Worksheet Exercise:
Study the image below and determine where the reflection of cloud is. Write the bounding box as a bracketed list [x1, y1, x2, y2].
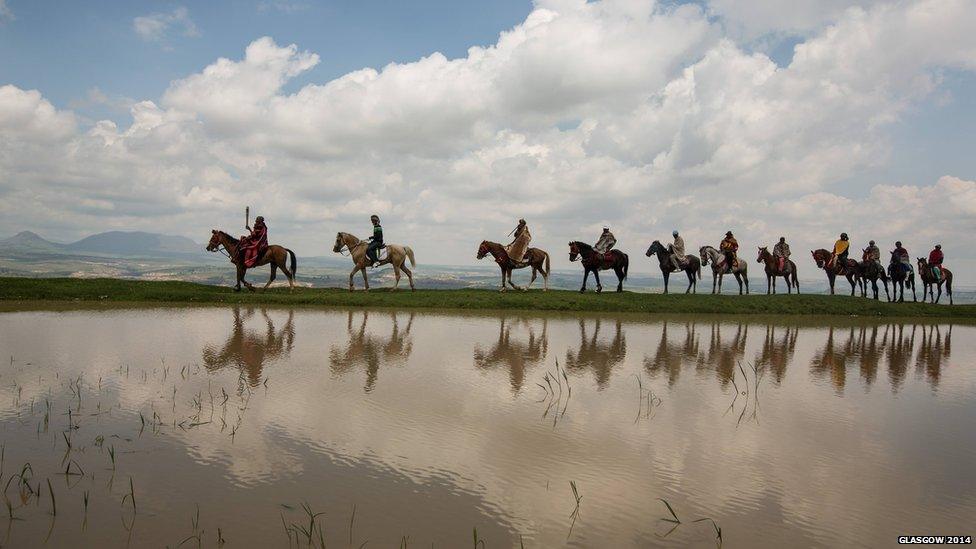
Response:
[202, 307, 295, 388]
[328, 311, 414, 392]
[564, 318, 626, 388]
[473, 317, 548, 394]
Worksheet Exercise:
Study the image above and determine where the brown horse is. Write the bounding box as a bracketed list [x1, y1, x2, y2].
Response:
[646, 240, 700, 294]
[206, 230, 297, 292]
[477, 240, 551, 292]
[756, 247, 799, 294]
[916, 258, 953, 304]
[569, 241, 628, 293]
[887, 252, 916, 303]
[811, 249, 859, 296]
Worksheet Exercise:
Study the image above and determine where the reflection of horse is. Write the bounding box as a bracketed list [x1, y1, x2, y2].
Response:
[476, 240, 551, 292]
[885, 324, 916, 390]
[564, 318, 626, 388]
[568, 241, 628, 293]
[700, 245, 747, 295]
[811, 249, 859, 296]
[643, 321, 703, 386]
[753, 325, 798, 383]
[811, 325, 886, 390]
[915, 325, 951, 386]
[703, 322, 748, 387]
[206, 230, 297, 292]
[328, 311, 415, 392]
[887, 252, 917, 303]
[811, 326, 856, 391]
[333, 232, 416, 292]
[646, 241, 700, 294]
[916, 258, 953, 305]
[755, 247, 798, 295]
[202, 308, 295, 388]
[473, 317, 548, 393]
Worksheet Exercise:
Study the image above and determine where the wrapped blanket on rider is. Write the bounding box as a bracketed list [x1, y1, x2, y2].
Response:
[240, 220, 268, 268]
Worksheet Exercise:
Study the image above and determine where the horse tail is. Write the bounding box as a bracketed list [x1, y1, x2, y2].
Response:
[696, 259, 702, 280]
[622, 253, 629, 280]
[544, 251, 551, 276]
[288, 248, 297, 277]
[405, 246, 416, 268]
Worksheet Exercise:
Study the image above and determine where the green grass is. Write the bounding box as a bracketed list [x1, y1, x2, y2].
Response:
[0, 276, 973, 318]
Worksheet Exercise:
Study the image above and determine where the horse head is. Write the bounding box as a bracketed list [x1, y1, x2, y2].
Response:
[645, 240, 664, 257]
[812, 249, 827, 268]
[332, 232, 345, 253]
[568, 241, 580, 262]
[206, 230, 221, 252]
[757, 246, 768, 263]
[699, 246, 710, 265]
[477, 240, 490, 259]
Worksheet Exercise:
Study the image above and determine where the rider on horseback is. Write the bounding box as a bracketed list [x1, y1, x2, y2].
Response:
[720, 231, 738, 274]
[773, 237, 790, 272]
[594, 227, 616, 255]
[239, 216, 268, 268]
[890, 241, 912, 274]
[928, 244, 944, 282]
[670, 230, 686, 272]
[829, 233, 850, 271]
[506, 219, 531, 264]
[366, 215, 384, 267]
[864, 240, 882, 269]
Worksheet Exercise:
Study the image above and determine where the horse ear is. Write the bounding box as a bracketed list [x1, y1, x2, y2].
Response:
[212, 229, 217, 234]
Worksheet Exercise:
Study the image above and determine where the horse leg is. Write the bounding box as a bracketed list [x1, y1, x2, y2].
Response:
[580, 269, 589, 293]
[391, 263, 401, 291]
[718, 273, 723, 294]
[241, 267, 255, 292]
[594, 269, 603, 293]
[526, 267, 537, 290]
[663, 271, 669, 294]
[400, 264, 415, 291]
[735, 273, 743, 295]
[685, 271, 693, 294]
[263, 264, 277, 290]
[615, 267, 625, 293]
[499, 266, 508, 292]
[828, 274, 835, 295]
[509, 270, 524, 291]
[712, 272, 718, 294]
[348, 266, 358, 291]
[935, 282, 942, 304]
[234, 264, 243, 291]
[361, 267, 370, 292]
[743, 271, 749, 294]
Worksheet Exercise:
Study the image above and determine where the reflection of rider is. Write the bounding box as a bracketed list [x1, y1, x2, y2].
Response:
[719, 231, 738, 273]
[830, 232, 849, 270]
[506, 219, 531, 263]
[928, 244, 944, 281]
[594, 227, 616, 254]
[670, 230, 686, 271]
[366, 214, 384, 267]
[773, 237, 790, 272]
[239, 216, 268, 267]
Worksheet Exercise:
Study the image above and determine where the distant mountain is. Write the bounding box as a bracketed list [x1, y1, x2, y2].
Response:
[0, 231, 66, 253]
[66, 231, 204, 257]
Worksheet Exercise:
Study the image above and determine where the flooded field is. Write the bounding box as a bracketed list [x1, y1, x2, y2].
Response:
[0, 306, 973, 548]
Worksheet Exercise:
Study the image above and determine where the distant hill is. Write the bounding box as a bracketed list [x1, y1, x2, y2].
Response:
[66, 231, 204, 257]
[0, 231, 66, 253]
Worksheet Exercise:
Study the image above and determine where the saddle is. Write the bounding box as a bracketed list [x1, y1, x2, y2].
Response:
[603, 252, 616, 262]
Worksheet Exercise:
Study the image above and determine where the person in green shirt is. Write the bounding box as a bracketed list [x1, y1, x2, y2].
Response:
[366, 214, 384, 267]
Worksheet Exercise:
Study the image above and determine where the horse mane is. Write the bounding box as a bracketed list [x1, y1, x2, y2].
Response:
[570, 241, 593, 251]
[217, 230, 239, 245]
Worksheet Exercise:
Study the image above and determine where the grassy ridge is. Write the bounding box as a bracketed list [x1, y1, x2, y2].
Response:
[0, 276, 972, 318]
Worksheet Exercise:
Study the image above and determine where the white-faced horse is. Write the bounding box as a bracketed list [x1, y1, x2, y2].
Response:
[699, 245, 749, 295]
[333, 232, 416, 291]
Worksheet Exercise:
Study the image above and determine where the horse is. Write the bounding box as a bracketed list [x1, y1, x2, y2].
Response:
[646, 241, 700, 294]
[699, 245, 748, 295]
[856, 249, 890, 301]
[916, 258, 953, 305]
[887, 252, 916, 303]
[206, 230, 297, 292]
[811, 249, 859, 296]
[568, 241, 628, 293]
[333, 232, 416, 291]
[755, 247, 798, 294]
[476, 240, 550, 292]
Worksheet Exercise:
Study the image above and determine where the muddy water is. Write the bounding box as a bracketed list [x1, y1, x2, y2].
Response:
[0, 307, 972, 548]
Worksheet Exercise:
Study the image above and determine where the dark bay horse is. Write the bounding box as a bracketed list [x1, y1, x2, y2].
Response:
[756, 247, 799, 294]
[887, 252, 916, 303]
[811, 249, 859, 296]
[916, 258, 953, 305]
[857, 249, 890, 301]
[568, 241, 628, 293]
[646, 240, 700, 294]
[207, 230, 297, 291]
[477, 240, 551, 291]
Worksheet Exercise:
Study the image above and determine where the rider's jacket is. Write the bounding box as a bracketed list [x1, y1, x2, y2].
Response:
[369, 225, 383, 244]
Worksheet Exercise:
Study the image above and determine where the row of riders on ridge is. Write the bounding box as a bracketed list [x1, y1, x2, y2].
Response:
[205, 215, 953, 304]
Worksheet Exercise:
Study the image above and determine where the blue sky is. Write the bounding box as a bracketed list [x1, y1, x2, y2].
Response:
[2, 0, 975, 281]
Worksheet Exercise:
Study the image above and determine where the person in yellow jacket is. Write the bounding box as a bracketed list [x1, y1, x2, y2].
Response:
[829, 232, 850, 270]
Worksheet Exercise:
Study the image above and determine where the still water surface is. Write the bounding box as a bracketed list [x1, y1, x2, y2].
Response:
[0, 306, 972, 548]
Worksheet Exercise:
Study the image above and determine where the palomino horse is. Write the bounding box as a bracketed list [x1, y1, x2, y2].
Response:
[857, 249, 890, 301]
[756, 247, 798, 294]
[916, 258, 953, 305]
[333, 232, 416, 291]
[811, 249, 859, 296]
[206, 230, 297, 292]
[700, 245, 749, 295]
[887, 252, 916, 303]
[477, 240, 551, 292]
[568, 241, 628, 293]
[646, 241, 700, 294]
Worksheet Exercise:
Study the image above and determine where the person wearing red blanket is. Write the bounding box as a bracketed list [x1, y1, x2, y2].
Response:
[239, 216, 268, 268]
[928, 244, 944, 282]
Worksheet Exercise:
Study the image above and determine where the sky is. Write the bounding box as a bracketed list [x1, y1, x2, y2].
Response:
[1, 0, 975, 281]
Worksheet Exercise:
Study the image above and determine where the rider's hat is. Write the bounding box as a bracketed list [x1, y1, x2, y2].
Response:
[672, 230, 679, 236]
[841, 232, 848, 239]
[370, 214, 380, 221]
[255, 215, 264, 222]
[779, 236, 785, 241]
[869, 240, 875, 245]
[725, 231, 733, 237]
[895, 241, 902, 247]
[935, 244, 942, 249]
